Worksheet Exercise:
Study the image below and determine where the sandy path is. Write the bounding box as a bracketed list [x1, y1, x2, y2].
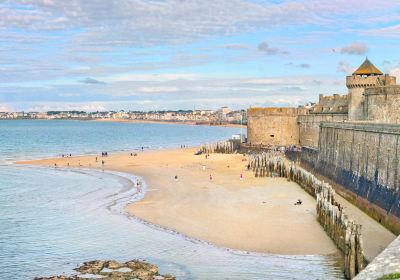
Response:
[334, 195, 396, 261]
[19, 148, 338, 255]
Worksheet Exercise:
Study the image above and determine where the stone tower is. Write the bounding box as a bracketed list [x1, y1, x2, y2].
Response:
[346, 58, 396, 120]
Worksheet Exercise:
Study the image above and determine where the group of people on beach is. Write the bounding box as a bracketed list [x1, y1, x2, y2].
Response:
[95, 157, 105, 166]
[61, 154, 72, 158]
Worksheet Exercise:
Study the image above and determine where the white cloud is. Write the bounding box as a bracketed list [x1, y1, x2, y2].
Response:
[140, 87, 180, 93]
[340, 42, 369, 55]
[27, 102, 106, 112]
[361, 24, 400, 38]
[107, 73, 198, 83]
[390, 67, 400, 81]
[0, 103, 11, 112]
[257, 41, 287, 55]
[337, 61, 354, 74]
[3, 0, 400, 46]
[219, 44, 249, 50]
[0, 72, 345, 111]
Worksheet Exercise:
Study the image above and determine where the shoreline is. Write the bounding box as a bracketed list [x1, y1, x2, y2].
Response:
[18, 147, 339, 255]
[91, 118, 246, 128]
[16, 147, 396, 261]
[24, 164, 342, 260]
[0, 118, 246, 128]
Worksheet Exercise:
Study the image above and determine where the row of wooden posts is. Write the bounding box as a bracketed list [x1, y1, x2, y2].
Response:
[200, 141, 236, 154]
[249, 153, 364, 279]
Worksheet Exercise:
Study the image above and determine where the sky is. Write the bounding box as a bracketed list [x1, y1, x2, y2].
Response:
[1, 0, 400, 112]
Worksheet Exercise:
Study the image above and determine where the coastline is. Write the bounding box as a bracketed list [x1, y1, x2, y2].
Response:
[91, 118, 246, 128]
[18, 147, 339, 255]
[0, 118, 246, 128]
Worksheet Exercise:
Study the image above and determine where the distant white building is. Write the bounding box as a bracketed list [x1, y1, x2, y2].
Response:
[217, 106, 232, 121]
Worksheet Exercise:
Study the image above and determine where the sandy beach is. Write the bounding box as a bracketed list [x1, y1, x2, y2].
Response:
[19, 148, 340, 255]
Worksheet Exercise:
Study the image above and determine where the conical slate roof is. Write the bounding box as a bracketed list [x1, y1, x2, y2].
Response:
[353, 58, 383, 75]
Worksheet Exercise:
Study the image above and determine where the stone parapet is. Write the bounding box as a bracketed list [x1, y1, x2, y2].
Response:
[320, 121, 400, 135]
[354, 236, 400, 280]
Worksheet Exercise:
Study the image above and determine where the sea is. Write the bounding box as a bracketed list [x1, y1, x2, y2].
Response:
[0, 120, 344, 279]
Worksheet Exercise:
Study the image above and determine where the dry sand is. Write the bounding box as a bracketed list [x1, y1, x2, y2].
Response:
[19, 148, 338, 255]
[334, 195, 396, 261]
[18, 148, 397, 260]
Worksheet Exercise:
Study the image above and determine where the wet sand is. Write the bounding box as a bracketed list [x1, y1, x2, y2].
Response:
[20, 148, 339, 255]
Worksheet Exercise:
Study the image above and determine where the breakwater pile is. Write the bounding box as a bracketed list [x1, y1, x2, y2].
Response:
[249, 153, 365, 279]
[312, 122, 399, 234]
[200, 140, 239, 154]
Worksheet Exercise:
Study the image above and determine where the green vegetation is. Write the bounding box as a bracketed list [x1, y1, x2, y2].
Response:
[378, 272, 400, 280]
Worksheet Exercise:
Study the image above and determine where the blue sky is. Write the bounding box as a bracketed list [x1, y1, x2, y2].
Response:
[1, 0, 400, 111]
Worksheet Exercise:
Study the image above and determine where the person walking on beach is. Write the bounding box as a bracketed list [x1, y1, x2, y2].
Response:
[209, 174, 212, 181]
[95, 157, 98, 162]
[240, 173, 243, 180]
[102, 160, 104, 166]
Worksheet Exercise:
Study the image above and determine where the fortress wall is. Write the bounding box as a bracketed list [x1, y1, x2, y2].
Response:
[298, 114, 348, 147]
[247, 108, 306, 146]
[346, 75, 397, 121]
[316, 122, 400, 232]
[364, 86, 400, 123]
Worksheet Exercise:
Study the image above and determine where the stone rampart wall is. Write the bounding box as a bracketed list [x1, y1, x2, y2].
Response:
[298, 114, 348, 147]
[247, 107, 306, 146]
[316, 122, 400, 232]
[364, 86, 400, 124]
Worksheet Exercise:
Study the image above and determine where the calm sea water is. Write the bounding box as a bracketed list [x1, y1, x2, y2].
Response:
[0, 120, 344, 279]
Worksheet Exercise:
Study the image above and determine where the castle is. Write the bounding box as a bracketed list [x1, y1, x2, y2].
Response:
[247, 58, 400, 232]
[247, 58, 399, 147]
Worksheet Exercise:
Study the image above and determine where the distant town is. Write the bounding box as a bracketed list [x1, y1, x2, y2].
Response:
[0, 106, 247, 126]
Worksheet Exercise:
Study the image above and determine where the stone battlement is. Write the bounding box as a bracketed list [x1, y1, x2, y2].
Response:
[247, 107, 306, 116]
[309, 94, 348, 114]
[364, 85, 400, 96]
[346, 74, 396, 89]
